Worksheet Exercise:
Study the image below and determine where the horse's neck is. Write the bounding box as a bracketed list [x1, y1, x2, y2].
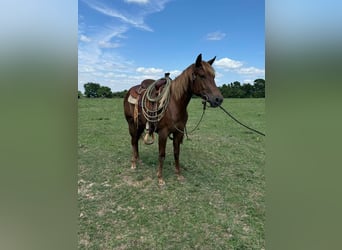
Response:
[170, 75, 192, 109]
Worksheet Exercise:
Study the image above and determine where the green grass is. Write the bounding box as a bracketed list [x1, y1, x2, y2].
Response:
[78, 98, 265, 249]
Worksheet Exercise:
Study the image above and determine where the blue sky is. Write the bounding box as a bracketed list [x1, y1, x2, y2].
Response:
[78, 0, 264, 92]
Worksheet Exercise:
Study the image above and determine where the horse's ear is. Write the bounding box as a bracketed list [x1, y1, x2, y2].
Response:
[195, 54, 202, 67]
[207, 56, 216, 65]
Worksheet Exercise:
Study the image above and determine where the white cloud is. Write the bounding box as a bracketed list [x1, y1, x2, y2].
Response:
[206, 31, 226, 41]
[215, 71, 224, 79]
[78, 0, 175, 91]
[243, 79, 253, 84]
[98, 41, 121, 48]
[212, 57, 265, 84]
[237, 67, 265, 75]
[214, 57, 243, 70]
[80, 34, 91, 42]
[134, 67, 180, 82]
[168, 70, 181, 78]
[95, 25, 128, 48]
[79, 65, 95, 73]
[136, 67, 164, 74]
[82, 0, 153, 31]
[124, 0, 149, 4]
[103, 26, 128, 39]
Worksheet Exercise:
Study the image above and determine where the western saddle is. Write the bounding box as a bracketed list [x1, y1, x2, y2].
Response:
[128, 73, 171, 144]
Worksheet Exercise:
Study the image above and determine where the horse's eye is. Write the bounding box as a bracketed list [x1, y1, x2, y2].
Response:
[199, 75, 206, 79]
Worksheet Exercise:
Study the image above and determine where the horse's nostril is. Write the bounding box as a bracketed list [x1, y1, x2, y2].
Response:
[215, 97, 223, 105]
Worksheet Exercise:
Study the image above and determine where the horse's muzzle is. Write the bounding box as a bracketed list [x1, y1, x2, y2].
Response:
[204, 95, 223, 107]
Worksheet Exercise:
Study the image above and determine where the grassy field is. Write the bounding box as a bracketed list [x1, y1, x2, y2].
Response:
[78, 98, 265, 249]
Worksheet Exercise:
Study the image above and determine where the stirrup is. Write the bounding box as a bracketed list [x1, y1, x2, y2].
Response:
[144, 132, 154, 145]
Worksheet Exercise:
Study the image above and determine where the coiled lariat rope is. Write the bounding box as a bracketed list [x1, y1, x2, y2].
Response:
[141, 77, 172, 123]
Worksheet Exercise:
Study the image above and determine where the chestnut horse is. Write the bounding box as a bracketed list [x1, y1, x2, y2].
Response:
[123, 54, 223, 185]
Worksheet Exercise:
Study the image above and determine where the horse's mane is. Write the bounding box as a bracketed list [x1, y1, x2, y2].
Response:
[171, 64, 193, 101]
[171, 62, 215, 101]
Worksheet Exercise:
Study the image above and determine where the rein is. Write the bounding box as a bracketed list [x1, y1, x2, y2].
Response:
[172, 99, 266, 139]
[171, 100, 207, 140]
[219, 105, 266, 137]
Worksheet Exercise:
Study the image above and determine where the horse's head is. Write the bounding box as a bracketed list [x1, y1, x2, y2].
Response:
[191, 54, 223, 107]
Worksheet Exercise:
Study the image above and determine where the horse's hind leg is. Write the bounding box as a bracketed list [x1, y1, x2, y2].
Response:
[130, 134, 139, 169]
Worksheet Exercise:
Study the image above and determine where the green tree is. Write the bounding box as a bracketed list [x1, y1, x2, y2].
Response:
[219, 84, 232, 98]
[241, 83, 254, 98]
[97, 86, 112, 98]
[84, 82, 100, 98]
[231, 81, 245, 98]
[219, 79, 265, 98]
[253, 79, 265, 98]
[112, 90, 128, 98]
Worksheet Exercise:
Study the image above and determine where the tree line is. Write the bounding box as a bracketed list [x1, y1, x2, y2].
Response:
[219, 79, 265, 98]
[79, 82, 128, 98]
[78, 78, 265, 99]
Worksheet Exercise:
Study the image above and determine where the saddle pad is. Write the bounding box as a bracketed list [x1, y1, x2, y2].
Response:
[128, 94, 138, 104]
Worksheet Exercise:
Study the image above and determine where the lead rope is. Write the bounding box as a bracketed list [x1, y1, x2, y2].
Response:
[219, 105, 266, 136]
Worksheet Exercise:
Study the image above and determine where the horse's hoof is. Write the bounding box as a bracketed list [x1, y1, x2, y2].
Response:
[158, 179, 165, 186]
[131, 163, 136, 169]
[177, 175, 185, 182]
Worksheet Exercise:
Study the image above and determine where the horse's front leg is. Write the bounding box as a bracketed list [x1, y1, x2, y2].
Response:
[129, 123, 144, 169]
[131, 136, 139, 169]
[157, 130, 168, 186]
[173, 132, 185, 181]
